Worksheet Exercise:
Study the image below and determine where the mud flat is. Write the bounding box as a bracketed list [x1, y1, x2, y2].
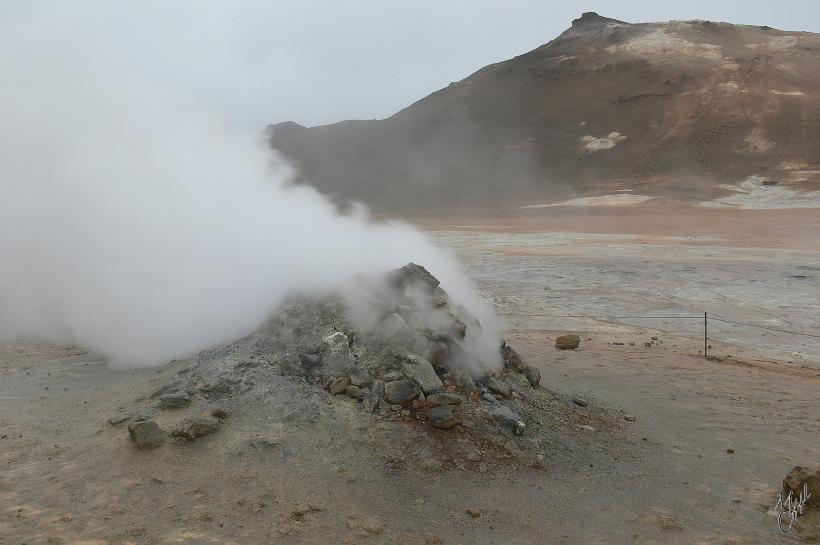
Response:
[430, 228, 820, 368]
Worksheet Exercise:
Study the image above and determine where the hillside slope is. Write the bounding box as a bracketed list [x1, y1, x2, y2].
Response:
[268, 13, 820, 213]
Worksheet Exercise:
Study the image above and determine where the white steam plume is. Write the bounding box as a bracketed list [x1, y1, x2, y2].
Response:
[0, 3, 502, 369]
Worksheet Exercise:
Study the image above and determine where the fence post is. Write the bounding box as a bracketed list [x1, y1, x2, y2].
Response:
[704, 312, 708, 358]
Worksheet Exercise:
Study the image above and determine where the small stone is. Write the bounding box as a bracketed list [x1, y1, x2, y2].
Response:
[298, 353, 321, 371]
[572, 397, 589, 407]
[522, 366, 541, 387]
[481, 392, 497, 404]
[172, 416, 221, 441]
[159, 392, 190, 410]
[128, 420, 165, 449]
[726, 448, 735, 454]
[210, 407, 229, 419]
[384, 370, 403, 382]
[428, 406, 458, 429]
[466, 450, 481, 462]
[485, 378, 512, 398]
[346, 515, 386, 535]
[329, 376, 351, 395]
[345, 385, 366, 400]
[555, 334, 581, 350]
[465, 508, 481, 518]
[348, 367, 372, 387]
[644, 342, 652, 348]
[425, 392, 464, 407]
[108, 413, 131, 426]
[384, 380, 421, 406]
[624, 415, 636, 422]
[362, 381, 384, 413]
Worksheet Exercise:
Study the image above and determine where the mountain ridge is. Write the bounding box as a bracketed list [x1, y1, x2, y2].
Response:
[268, 13, 820, 213]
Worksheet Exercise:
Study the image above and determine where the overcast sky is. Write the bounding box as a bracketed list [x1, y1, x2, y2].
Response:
[4, 1, 819, 130]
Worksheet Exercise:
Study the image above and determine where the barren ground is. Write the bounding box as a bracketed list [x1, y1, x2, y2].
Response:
[2, 205, 819, 544]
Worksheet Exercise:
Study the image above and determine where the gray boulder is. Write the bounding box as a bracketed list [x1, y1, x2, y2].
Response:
[490, 405, 526, 435]
[319, 332, 355, 378]
[501, 344, 526, 371]
[485, 377, 512, 398]
[172, 415, 221, 440]
[522, 366, 541, 387]
[386, 263, 440, 292]
[362, 380, 384, 413]
[348, 366, 372, 387]
[555, 334, 581, 350]
[384, 380, 421, 406]
[401, 355, 443, 395]
[128, 420, 166, 449]
[345, 385, 366, 400]
[159, 392, 190, 410]
[328, 376, 351, 395]
[108, 413, 131, 426]
[428, 406, 458, 429]
[375, 313, 413, 346]
[425, 392, 463, 407]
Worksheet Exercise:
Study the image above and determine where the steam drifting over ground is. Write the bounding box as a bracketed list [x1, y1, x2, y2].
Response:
[0, 3, 501, 368]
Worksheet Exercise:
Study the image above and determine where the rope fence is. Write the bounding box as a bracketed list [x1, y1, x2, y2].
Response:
[497, 311, 820, 357]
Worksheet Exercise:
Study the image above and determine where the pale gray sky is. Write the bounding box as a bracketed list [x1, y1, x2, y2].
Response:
[4, 1, 819, 129]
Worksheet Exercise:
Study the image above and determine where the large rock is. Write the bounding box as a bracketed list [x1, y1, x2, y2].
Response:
[428, 406, 458, 429]
[485, 377, 512, 398]
[522, 366, 541, 387]
[374, 313, 413, 346]
[384, 380, 421, 406]
[424, 341, 449, 370]
[783, 465, 820, 507]
[425, 392, 464, 407]
[362, 380, 384, 413]
[501, 344, 526, 371]
[172, 416, 221, 441]
[432, 286, 448, 307]
[159, 392, 190, 410]
[328, 376, 351, 395]
[128, 420, 166, 449]
[489, 405, 526, 435]
[319, 332, 355, 378]
[386, 263, 440, 292]
[348, 366, 372, 387]
[401, 355, 443, 395]
[555, 334, 581, 350]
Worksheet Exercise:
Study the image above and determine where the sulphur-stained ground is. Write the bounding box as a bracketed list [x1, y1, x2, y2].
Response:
[2, 206, 820, 545]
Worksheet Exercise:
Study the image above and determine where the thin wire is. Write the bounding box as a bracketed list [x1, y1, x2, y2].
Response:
[498, 313, 820, 339]
[709, 317, 820, 339]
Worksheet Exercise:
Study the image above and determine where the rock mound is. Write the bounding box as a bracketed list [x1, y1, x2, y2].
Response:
[119, 263, 615, 472]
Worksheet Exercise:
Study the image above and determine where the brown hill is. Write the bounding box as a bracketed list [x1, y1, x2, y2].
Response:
[268, 13, 820, 213]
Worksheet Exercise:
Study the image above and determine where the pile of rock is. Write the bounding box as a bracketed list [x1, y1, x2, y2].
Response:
[126, 263, 546, 451]
[297, 263, 542, 433]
